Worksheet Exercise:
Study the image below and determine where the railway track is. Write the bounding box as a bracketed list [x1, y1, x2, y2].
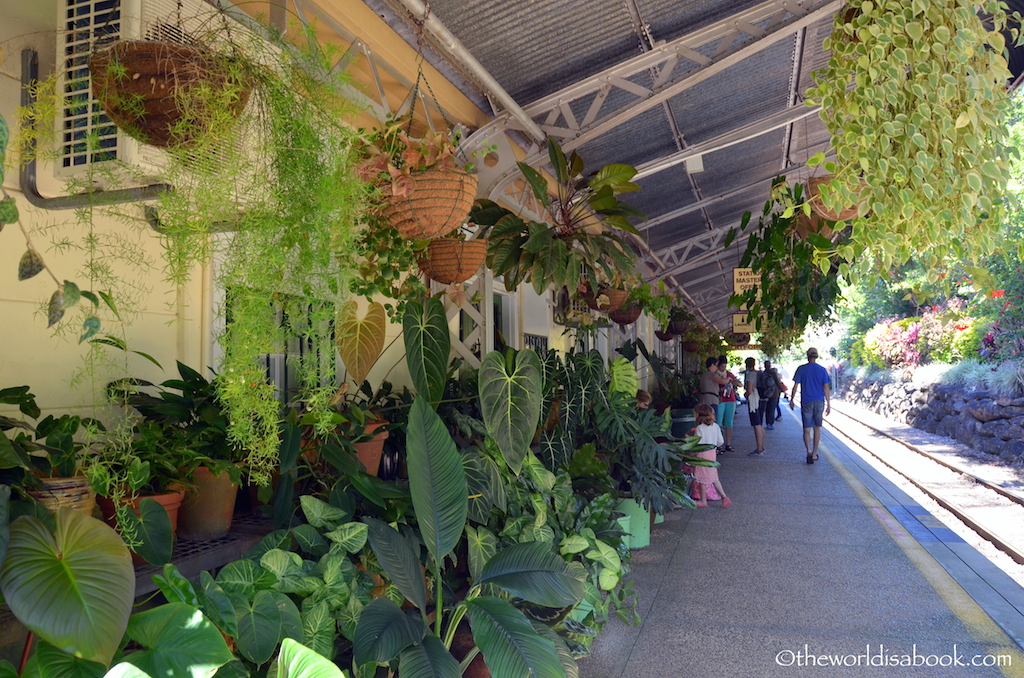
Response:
[824, 403, 1024, 567]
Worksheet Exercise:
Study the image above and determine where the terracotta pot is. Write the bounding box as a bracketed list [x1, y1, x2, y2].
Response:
[655, 329, 675, 341]
[417, 238, 488, 284]
[98, 489, 185, 565]
[28, 475, 96, 517]
[609, 306, 641, 325]
[382, 170, 478, 238]
[582, 287, 628, 311]
[178, 465, 240, 541]
[793, 213, 834, 240]
[354, 422, 390, 477]
[807, 176, 860, 222]
[89, 41, 251, 149]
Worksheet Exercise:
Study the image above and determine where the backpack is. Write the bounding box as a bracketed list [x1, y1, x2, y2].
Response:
[757, 370, 777, 400]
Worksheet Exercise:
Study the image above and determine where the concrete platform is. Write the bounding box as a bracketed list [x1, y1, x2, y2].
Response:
[580, 405, 1024, 678]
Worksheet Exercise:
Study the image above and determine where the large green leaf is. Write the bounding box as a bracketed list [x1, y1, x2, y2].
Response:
[102, 665, 153, 678]
[465, 597, 565, 678]
[35, 640, 105, 678]
[0, 485, 9, 565]
[353, 597, 426, 665]
[300, 496, 347, 530]
[152, 564, 199, 606]
[236, 590, 286, 665]
[479, 543, 583, 607]
[335, 301, 386, 388]
[395, 636, 460, 678]
[0, 509, 133, 665]
[123, 603, 233, 678]
[530, 622, 578, 678]
[402, 299, 450, 407]
[466, 526, 498, 583]
[324, 522, 367, 554]
[608, 358, 638, 397]
[363, 517, 428, 613]
[406, 397, 467, 568]
[195, 572, 237, 637]
[463, 452, 504, 524]
[478, 349, 543, 475]
[299, 602, 335, 659]
[217, 559, 278, 597]
[269, 638, 346, 678]
[116, 498, 172, 566]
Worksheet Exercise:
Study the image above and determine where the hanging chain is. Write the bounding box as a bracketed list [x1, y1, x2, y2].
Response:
[402, 2, 455, 139]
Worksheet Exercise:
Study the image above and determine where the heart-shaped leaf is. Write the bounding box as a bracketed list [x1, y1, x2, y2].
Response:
[152, 564, 199, 606]
[271, 637, 346, 678]
[35, 639, 106, 678]
[18, 249, 44, 281]
[123, 603, 233, 678]
[0, 509, 134, 665]
[116, 497, 173, 565]
[195, 571, 237, 637]
[402, 298, 450, 407]
[335, 301, 386, 388]
[299, 602, 335, 659]
[236, 590, 286, 665]
[479, 349, 543, 474]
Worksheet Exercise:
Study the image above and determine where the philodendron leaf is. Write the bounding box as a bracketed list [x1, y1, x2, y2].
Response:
[123, 603, 233, 678]
[195, 571, 237, 638]
[269, 638, 346, 678]
[402, 298, 450, 407]
[0, 509, 134, 666]
[235, 590, 286, 666]
[466, 597, 565, 678]
[395, 635, 460, 678]
[18, 250, 44, 281]
[608, 358, 638, 397]
[363, 517, 428, 613]
[117, 498, 173, 566]
[335, 301, 386, 388]
[34, 639, 106, 678]
[152, 564, 199, 606]
[406, 397, 467, 569]
[478, 349, 543, 474]
[478, 542, 584, 608]
[466, 525, 498, 583]
[299, 602, 335, 659]
[300, 495, 347, 530]
[353, 597, 426, 666]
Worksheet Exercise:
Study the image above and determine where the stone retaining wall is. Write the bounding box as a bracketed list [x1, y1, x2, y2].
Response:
[835, 376, 1024, 462]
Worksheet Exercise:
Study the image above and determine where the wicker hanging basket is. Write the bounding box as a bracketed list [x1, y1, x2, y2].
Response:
[28, 475, 96, 517]
[417, 238, 488, 284]
[655, 329, 675, 341]
[725, 332, 751, 346]
[793, 213, 835, 240]
[807, 176, 860, 222]
[609, 306, 642, 326]
[668, 320, 690, 336]
[383, 170, 478, 239]
[89, 41, 251, 149]
[581, 287, 628, 312]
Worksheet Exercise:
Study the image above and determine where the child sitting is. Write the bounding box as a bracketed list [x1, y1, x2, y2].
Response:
[690, 403, 731, 508]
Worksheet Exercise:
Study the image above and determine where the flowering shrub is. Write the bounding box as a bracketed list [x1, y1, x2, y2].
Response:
[863, 317, 921, 367]
[918, 298, 973, 363]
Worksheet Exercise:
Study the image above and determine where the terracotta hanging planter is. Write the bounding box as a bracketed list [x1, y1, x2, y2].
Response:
[417, 238, 488, 284]
[793, 212, 834, 240]
[89, 41, 251, 149]
[806, 176, 860, 222]
[608, 306, 642, 326]
[581, 287, 628, 311]
[383, 169, 478, 238]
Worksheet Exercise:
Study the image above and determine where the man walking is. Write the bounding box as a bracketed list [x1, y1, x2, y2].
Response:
[763, 359, 783, 430]
[790, 347, 831, 464]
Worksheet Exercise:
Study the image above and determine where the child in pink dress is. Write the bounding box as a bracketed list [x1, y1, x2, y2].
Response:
[691, 404, 731, 508]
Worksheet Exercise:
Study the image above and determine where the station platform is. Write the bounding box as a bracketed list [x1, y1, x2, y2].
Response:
[580, 403, 1024, 678]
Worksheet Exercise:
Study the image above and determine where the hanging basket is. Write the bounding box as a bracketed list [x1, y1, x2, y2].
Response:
[655, 329, 675, 341]
[680, 341, 701, 353]
[608, 306, 641, 326]
[28, 476, 96, 517]
[793, 213, 835, 240]
[807, 176, 860, 222]
[382, 170, 478, 239]
[668, 320, 690, 336]
[725, 332, 751, 346]
[89, 41, 251, 149]
[581, 287, 628, 312]
[417, 238, 488, 284]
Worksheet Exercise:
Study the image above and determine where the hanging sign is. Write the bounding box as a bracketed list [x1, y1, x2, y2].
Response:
[733, 268, 759, 295]
[732, 313, 767, 333]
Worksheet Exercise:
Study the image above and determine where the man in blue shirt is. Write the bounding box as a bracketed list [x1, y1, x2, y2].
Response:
[789, 347, 831, 464]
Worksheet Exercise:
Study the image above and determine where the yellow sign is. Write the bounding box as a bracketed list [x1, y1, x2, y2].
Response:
[733, 313, 767, 333]
[733, 268, 759, 295]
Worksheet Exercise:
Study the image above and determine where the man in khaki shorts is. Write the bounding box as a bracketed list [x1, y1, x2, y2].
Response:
[790, 347, 831, 464]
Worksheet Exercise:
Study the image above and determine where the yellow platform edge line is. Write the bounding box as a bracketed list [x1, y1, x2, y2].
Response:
[821, 439, 1024, 678]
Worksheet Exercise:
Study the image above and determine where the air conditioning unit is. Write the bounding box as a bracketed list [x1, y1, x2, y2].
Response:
[55, 0, 252, 186]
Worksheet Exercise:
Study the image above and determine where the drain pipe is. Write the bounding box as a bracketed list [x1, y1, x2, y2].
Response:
[19, 50, 172, 211]
[391, 0, 545, 143]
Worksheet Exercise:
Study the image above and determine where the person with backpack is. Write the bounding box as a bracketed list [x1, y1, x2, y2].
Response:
[762, 359, 785, 430]
[743, 357, 767, 456]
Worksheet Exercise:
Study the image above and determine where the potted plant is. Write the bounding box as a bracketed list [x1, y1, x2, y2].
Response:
[111, 362, 244, 541]
[358, 120, 478, 239]
[804, 0, 1017, 280]
[417, 227, 489, 285]
[472, 138, 643, 296]
[0, 385, 103, 517]
[667, 303, 695, 336]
